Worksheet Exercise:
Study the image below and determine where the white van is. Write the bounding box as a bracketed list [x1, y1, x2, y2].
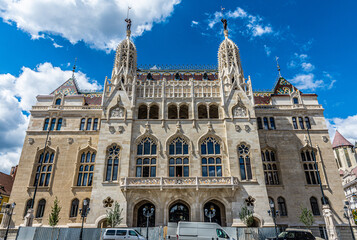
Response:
[103, 228, 145, 240]
[176, 222, 235, 240]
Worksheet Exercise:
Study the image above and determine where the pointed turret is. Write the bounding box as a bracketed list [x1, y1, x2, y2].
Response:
[111, 18, 137, 85]
[332, 130, 354, 148]
[332, 130, 356, 170]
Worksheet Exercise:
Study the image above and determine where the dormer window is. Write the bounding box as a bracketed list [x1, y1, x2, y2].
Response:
[55, 98, 61, 105]
[203, 73, 208, 80]
[147, 73, 153, 80]
[293, 97, 299, 104]
[175, 72, 180, 80]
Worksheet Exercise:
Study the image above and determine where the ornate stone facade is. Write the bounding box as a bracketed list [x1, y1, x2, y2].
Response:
[8, 27, 347, 236]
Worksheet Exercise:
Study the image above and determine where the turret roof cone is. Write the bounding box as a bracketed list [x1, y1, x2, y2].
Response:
[332, 130, 353, 148]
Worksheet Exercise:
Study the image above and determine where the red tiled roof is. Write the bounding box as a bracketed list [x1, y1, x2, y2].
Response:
[0, 172, 15, 196]
[332, 130, 353, 148]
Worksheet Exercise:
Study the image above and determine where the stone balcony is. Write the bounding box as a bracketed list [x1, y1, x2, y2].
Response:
[120, 176, 239, 191]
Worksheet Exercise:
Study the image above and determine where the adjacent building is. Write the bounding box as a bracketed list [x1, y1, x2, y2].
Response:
[8, 24, 348, 237]
[0, 166, 17, 223]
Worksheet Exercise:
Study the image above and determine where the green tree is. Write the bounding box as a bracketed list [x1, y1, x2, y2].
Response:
[106, 201, 123, 227]
[49, 197, 62, 227]
[299, 206, 314, 228]
[239, 206, 254, 227]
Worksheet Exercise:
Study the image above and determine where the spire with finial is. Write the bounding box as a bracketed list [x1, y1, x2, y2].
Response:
[72, 58, 77, 79]
[220, 6, 228, 38]
[275, 56, 282, 78]
[125, 6, 132, 38]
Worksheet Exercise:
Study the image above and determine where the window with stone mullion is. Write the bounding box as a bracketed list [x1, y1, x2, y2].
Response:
[77, 151, 96, 186]
[238, 144, 252, 180]
[33, 151, 54, 187]
[301, 150, 320, 185]
[261, 150, 279, 185]
[201, 137, 222, 177]
[105, 145, 120, 181]
[169, 137, 189, 177]
[136, 137, 157, 178]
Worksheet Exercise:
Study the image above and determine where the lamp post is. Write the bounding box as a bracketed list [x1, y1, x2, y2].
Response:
[204, 207, 216, 223]
[79, 199, 90, 240]
[268, 201, 279, 240]
[143, 206, 154, 240]
[343, 203, 356, 240]
[4, 202, 16, 240]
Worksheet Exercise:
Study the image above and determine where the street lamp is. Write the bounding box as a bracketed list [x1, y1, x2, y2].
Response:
[343, 203, 356, 240]
[4, 202, 16, 240]
[204, 207, 216, 223]
[143, 206, 154, 240]
[268, 201, 279, 240]
[79, 199, 90, 240]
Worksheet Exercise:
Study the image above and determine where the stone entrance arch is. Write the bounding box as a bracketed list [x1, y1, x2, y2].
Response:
[169, 201, 190, 223]
[203, 200, 226, 226]
[97, 218, 109, 228]
[133, 200, 156, 227]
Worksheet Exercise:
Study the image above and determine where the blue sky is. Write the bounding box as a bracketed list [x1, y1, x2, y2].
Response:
[0, 0, 356, 173]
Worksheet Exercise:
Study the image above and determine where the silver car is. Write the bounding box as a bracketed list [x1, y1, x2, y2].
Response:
[103, 228, 145, 240]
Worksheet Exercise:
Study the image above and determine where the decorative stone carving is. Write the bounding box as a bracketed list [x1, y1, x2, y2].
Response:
[233, 105, 247, 117]
[110, 107, 125, 118]
[88, 137, 92, 146]
[176, 121, 182, 134]
[245, 196, 256, 207]
[235, 125, 241, 132]
[28, 138, 34, 145]
[109, 126, 116, 134]
[67, 138, 74, 144]
[244, 125, 251, 133]
[322, 136, 329, 143]
[103, 197, 114, 208]
[47, 137, 51, 146]
[118, 126, 124, 134]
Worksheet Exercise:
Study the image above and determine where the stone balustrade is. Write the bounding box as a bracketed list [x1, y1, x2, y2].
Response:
[120, 176, 238, 191]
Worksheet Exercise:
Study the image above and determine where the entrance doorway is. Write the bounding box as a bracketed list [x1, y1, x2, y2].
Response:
[169, 202, 190, 222]
[203, 200, 226, 226]
[134, 201, 155, 227]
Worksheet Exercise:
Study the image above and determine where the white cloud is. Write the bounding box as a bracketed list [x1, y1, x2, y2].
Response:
[53, 42, 63, 48]
[327, 115, 357, 145]
[207, 7, 273, 38]
[0, 63, 101, 173]
[191, 20, 199, 27]
[264, 45, 271, 56]
[0, 0, 181, 51]
[289, 73, 324, 91]
[301, 62, 315, 72]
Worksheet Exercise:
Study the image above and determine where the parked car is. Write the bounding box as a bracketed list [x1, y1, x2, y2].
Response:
[176, 221, 236, 240]
[266, 228, 324, 240]
[103, 228, 145, 240]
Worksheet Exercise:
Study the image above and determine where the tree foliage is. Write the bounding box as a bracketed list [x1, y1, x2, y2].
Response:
[299, 206, 314, 228]
[106, 201, 123, 228]
[49, 197, 61, 227]
[239, 206, 254, 227]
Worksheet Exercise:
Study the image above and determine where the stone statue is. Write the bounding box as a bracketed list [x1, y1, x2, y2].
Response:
[233, 105, 246, 117]
[111, 107, 124, 118]
[221, 18, 227, 30]
[125, 18, 132, 31]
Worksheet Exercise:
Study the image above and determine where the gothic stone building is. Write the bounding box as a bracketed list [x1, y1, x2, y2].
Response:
[9, 29, 347, 234]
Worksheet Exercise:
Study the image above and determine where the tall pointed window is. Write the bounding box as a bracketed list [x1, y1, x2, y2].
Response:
[43, 118, 49, 130]
[305, 117, 311, 129]
[257, 117, 263, 129]
[179, 105, 189, 119]
[56, 118, 62, 130]
[269, 117, 276, 130]
[292, 117, 298, 129]
[169, 137, 189, 177]
[105, 145, 120, 181]
[299, 117, 305, 129]
[261, 150, 279, 185]
[344, 148, 352, 168]
[209, 105, 219, 119]
[277, 197, 287, 216]
[301, 149, 320, 185]
[263, 117, 269, 130]
[310, 197, 320, 216]
[34, 151, 55, 187]
[198, 105, 208, 119]
[201, 137, 222, 177]
[238, 144, 252, 180]
[138, 105, 148, 119]
[55, 98, 61, 105]
[168, 105, 178, 119]
[36, 199, 46, 218]
[149, 105, 159, 119]
[70, 199, 79, 217]
[77, 151, 96, 186]
[86, 118, 92, 130]
[136, 137, 157, 177]
[80, 118, 85, 130]
[93, 118, 99, 130]
[50, 118, 56, 130]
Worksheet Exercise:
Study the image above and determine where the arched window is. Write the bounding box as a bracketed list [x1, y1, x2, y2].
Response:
[169, 202, 190, 222]
[136, 202, 155, 227]
[292, 117, 298, 129]
[24, 199, 32, 217]
[263, 117, 269, 130]
[36, 199, 46, 218]
[277, 197, 287, 216]
[93, 118, 99, 130]
[50, 118, 56, 130]
[257, 117, 263, 130]
[261, 150, 279, 185]
[138, 105, 148, 119]
[201, 137, 222, 177]
[209, 105, 219, 119]
[179, 105, 189, 119]
[175, 72, 180, 80]
[269, 117, 276, 130]
[198, 105, 208, 119]
[168, 105, 178, 119]
[70, 199, 79, 217]
[34, 151, 54, 187]
[86, 118, 92, 130]
[136, 137, 157, 177]
[43, 118, 49, 131]
[56, 118, 62, 130]
[149, 105, 159, 119]
[80, 118, 86, 130]
[238, 144, 252, 180]
[310, 197, 320, 216]
[105, 145, 120, 181]
[301, 150, 320, 185]
[305, 117, 311, 129]
[298, 117, 305, 129]
[293, 97, 299, 104]
[344, 148, 352, 167]
[77, 151, 96, 186]
[55, 98, 61, 105]
[169, 137, 189, 177]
